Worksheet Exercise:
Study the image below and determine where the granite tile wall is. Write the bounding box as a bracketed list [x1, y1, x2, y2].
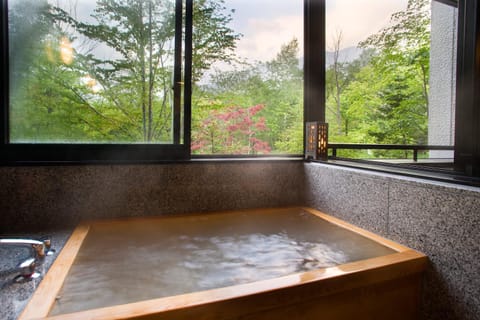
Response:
[0, 161, 305, 233]
[304, 163, 390, 235]
[305, 162, 480, 320]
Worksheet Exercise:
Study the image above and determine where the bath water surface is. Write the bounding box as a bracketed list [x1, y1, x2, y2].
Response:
[50, 208, 394, 315]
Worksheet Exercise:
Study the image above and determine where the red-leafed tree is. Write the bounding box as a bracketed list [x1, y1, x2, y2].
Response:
[191, 104, 271, 154]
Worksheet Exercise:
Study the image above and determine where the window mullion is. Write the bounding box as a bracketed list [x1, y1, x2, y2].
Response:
[1, 0, 9, 145]
[183, 0, 192, 152]
[173, 0, 183, 145]
[304, 0, 325, 124]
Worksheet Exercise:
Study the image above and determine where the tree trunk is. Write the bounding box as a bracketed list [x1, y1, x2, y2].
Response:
[148, 1, 154, 141]
[332, 31, 344, 135]
[139, 2, 147, 141]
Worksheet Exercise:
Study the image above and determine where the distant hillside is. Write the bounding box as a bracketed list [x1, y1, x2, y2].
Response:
[298, 46, 364, 68]
[326, 46, 363, 66]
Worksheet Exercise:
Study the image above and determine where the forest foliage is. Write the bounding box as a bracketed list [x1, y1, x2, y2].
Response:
[8, 0, 430, 158]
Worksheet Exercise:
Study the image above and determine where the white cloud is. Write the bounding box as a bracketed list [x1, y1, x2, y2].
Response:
[227, 0, 409, 63]
[326, 0, 408, 49]
[236, 15, 303, 63]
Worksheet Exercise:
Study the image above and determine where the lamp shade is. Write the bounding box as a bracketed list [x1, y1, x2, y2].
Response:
[305, 122, 328, 160]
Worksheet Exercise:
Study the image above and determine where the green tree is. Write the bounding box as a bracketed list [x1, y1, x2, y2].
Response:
[9, 0, 111, 142]
[11, 0, 239, 143]
[55, 0, 179, 142]
[360, 0, 430, 150]
[192, 0, 240, 82]
[193, 38, 303, 154]
[265, 39, 303, 153]
[360, 0, 430, 109]
[325, 32, 373, 139]
[328, 0, 431, 158]
[326, 31, 347, 136]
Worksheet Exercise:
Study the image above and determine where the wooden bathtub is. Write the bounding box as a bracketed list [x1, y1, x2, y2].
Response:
[19, 207, 427, 320]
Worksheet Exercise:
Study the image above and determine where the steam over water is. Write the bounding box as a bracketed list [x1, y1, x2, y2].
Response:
[50, 208, 394, 315]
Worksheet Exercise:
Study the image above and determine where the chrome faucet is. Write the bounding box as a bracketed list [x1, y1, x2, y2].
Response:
[0, 238, 54, 279]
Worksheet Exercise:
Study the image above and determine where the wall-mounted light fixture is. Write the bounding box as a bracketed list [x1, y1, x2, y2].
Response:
[305, 122, 329, 161]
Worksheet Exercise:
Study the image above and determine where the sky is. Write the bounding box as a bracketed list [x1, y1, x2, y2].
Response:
[50, 0, 410, 64]
[224, 0, 409, 62]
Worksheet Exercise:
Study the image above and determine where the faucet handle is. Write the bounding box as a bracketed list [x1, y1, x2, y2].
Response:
[31, 239, 56, 258]
[41, 239, 55, 256]
[43, 239, 51, 250]
[32, 243, 46, 258]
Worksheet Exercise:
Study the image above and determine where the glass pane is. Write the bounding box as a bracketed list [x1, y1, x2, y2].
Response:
[9, 0, 178, 144]
[326, 0, 456, 161]
[191, 0, 303, 155]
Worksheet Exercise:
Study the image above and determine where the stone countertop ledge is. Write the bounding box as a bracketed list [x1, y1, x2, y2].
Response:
[0, 229, 73, 320]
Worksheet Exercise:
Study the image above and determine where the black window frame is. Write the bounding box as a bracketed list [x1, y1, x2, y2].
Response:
[454, 0, 480, 177]
[0, 0, 193, 163]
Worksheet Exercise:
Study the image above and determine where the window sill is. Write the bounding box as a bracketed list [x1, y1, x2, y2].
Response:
[0, 155, 305, 167]
[191, 155, 304, 162]
[309, 158, 480, 188]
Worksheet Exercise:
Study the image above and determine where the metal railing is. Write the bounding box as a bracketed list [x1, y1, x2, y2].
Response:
[328, 144, 454, 162]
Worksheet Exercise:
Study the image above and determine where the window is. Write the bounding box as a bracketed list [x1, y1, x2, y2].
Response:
[323, 0, 455, 160]
[307, 0, 480, 181]
[190, 0, 304, 156]
[1, 0, 305, 162]
[1, 0, 192, 162]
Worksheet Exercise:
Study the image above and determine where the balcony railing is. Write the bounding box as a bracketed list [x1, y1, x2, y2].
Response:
[328, 144, 454, 162]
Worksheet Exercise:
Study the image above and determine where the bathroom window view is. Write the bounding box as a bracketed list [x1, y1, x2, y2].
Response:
[7, 0, 304, 153]
[191, 1, 304, 155]
[325, 0, 456, 162]
[8, 0, 189, 144]
[4, 0, 461, 165]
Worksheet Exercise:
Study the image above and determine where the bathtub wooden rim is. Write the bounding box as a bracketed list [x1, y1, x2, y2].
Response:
[19, 207, 427, 320]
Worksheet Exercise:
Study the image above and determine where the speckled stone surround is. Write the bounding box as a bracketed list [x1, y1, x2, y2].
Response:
[305, 162, 480, 320]
[0, 230, 72, 320]
[1, 160, 479, 320]
[0, 161, 305, 233]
